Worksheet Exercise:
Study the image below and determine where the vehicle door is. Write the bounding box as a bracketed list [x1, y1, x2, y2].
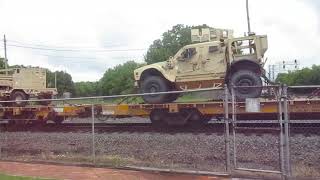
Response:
[176, 47, 201, 79]
[199, 43, 227, 78]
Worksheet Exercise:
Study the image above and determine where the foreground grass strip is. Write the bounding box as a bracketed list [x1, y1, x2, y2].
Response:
[0, 173, 54, 180]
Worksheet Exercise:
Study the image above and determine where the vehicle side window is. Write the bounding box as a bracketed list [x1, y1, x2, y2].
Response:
[182, 48, 196, 59]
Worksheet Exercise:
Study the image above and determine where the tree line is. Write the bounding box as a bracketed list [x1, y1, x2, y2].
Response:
[276, 65, 320, 93]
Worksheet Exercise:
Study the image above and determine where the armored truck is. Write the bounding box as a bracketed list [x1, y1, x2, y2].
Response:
[0, 67, 57, 106]
[134, 28, 268, 104]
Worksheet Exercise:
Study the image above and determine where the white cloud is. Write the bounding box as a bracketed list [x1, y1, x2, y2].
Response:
[0, 0, 319, 81]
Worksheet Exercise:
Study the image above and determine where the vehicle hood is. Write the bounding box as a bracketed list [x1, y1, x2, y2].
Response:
[133, 62, 167, 81]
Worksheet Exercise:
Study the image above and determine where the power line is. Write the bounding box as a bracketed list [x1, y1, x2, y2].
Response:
[5, 44, 146, 52]
[36, 54, 141, 61]
[0, 44, 142, 61]
[0, 51, 141, 61]
[7, 39, 126, 49]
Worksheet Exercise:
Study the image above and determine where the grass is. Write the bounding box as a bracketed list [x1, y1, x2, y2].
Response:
[52, 96, 144, 105]
[293, 162, 320, 177]
[51, 154, 137, 167]
[52, 93, 210, 105]
[9, 153, 137, 168]
[0, 173, 53, 180]
[176, 93, 210, 103]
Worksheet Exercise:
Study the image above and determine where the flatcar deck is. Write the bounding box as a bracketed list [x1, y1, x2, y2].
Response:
[0, 98, 319, 125]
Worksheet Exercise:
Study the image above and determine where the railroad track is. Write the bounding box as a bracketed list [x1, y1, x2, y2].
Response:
[1, 121, 320, 136]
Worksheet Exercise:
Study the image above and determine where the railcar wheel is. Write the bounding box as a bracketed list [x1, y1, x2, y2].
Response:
[187, 109, 211, 127]
[203, 115, 213, 122]
[163, 113, 188, 126]
[53, 116, 64, 124]
[150, 109, 166, 126]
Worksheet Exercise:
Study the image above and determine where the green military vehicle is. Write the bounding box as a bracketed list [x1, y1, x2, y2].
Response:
[0, 67, 57, 106]
[134, 28, 268, 104]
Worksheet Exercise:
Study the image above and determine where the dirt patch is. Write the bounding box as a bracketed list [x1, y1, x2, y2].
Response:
[0, 161, 227, 180]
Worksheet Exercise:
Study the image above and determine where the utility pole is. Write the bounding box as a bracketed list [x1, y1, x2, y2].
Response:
[55, 71, 57, 89]
[272, 64, 275, 81]
[3, 35, 8, 74]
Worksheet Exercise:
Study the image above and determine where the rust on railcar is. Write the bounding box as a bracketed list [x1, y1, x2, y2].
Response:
[0, 106, 52, 121]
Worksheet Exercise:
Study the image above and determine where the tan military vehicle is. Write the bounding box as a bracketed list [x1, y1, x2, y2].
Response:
[134, 28, 268, 104]
[0, 67, 57, 106]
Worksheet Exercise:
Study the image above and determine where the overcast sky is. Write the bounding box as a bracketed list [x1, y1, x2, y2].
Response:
[0, 0, 319, 82]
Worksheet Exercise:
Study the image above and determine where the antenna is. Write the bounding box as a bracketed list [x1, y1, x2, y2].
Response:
[246, 0, 251, 33]
[246, 0, 253, 54]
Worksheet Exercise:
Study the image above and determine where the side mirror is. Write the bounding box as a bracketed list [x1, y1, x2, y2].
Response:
[166, 56, 175, 68]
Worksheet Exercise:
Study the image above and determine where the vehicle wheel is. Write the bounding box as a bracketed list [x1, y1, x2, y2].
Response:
[229, 70, 262, 100]
[38, 94, 52, 106]
[166, 93, 180, 103]
[10, 91, 28, 107]
[141, 76, 170, 104]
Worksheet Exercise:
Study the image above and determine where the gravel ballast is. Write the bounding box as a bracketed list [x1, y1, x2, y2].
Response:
[0, 128, 319, 178]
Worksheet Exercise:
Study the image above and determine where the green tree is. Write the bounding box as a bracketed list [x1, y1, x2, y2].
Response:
[276, 65, 320, 85]
[74, 81, 99, 97]
[98, 61, 141, 95]
[144, 24, 209, 64]
[47, 70, 75, 96]
[0, 57, 5, 69]
[276, 65, 320, 93]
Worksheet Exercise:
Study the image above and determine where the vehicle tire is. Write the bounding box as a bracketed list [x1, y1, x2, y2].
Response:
[38, 94, 52, 106]
[229, 70, 262, 100]
[166, 93, 180, 103]
[10, 91, 28, 107]
[141, 76, 170, 104]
